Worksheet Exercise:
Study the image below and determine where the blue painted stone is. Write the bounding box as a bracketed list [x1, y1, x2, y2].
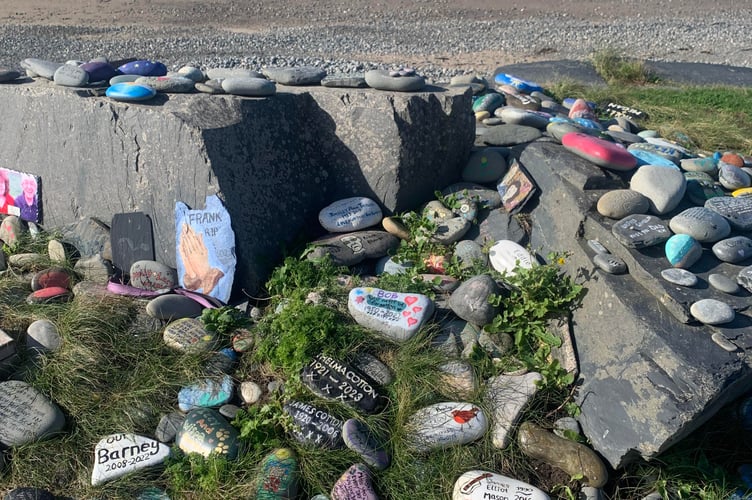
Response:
[629, 149, 681, 169]
[572, 117, 603, 130]
[178, 374, 234, 412]
[80, 61, 117, 83]
[117, 60, 167, 77]
[106, 82, 157, 102]
[494, 73, 543, 94]
[665, 234, 703, 269]
[563, 97, 597, 110]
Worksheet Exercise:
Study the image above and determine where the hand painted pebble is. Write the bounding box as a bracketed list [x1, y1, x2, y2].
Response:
[661, 268, 698, 287]
[488, 240, 535, 275]
[587, 239, 610, 254]
[109, 74, 140, 85]
[628, 142, 682, 165]
[453, 470, 550, 500]
[130, 260, 178, 291]
[438, 360, 477, 398]
[331, 463, 379, 500]
[26, 286, 72, 304]
[283, 399, 345, 449]
[155, 412, 185, 443]
[178, 374, 234, 411]
[53, 64, 89, 87]
[690, 299, 735, 325]
[176, 408, 239, 459]
[319, 197, 383, 232]
[343, 419, 390, 470]
[30, 267, 70, 291]
[486, 372, 542, 449]
[441, 182, 502, 210]
[681, 156, 718, 174]
[518, 421, 608, 487]
[0, 380, 66, 446]
[406, 402, 488, 452]
[561, 132, 636, 171]
[106, 82, 157, 102]
[448, 274, 501, 326]
[568, 98, 597, 121]
[629, 148, 681, 169]
[664, 234, 703, 269]
[118, 60, 167, 77]
[704, 196, 752, 231]
[630, 165, 687, 215]
[348, 287, 433, 341]
[712, 236, 752, 264]
[308, 231, 399, 266]
[669, 207, 731, 243]
[91, 433, 170, 486]
[612, 214, 671, 249]
[708, 273, 740, 294]
[596, 189, 650, 219]
[163, 317, 215, 352]
[221, 77, 276, 97]
[365, 69, 425, 92]
[472, 92, 505, 114]
[493, 73, 543, 94]
[239, 381, 262, 404]
[593, 252, 627, 274]
[462, 149, 507, 184]
[301, 353, 385, 413]
[686, 176, 726, 205]
[256, 448, 299, 499]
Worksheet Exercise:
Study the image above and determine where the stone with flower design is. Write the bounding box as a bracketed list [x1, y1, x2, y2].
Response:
[176, 408, 239, 459]
[257, 448, 299, 499]
[129, 260, 178, 291]
[348, 287, 433, 341]
[331, 463, 379, 500]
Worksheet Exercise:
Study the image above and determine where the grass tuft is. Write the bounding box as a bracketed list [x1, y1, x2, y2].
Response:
[591, 48, 660, 85]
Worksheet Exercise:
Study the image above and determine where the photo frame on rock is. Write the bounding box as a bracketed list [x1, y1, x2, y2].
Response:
[0, 168, 42, 223]
[497, 159, 537, 215]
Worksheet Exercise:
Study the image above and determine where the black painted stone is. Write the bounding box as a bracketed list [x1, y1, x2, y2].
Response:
[301, 353, 385, 414]
[283, 399, 345, 449]
[612, 214, 671, 249]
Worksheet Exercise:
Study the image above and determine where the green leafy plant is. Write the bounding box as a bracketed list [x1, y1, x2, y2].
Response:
[200, 306, 251, 337]
[232, 402, 290, 455]
[164, 449, 232, 495]
[266, 253, 345, 299]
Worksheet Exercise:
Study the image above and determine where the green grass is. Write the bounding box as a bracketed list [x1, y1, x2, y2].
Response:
[591, 48, 660, 86]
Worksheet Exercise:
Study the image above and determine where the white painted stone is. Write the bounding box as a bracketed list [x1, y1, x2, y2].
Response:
[318, 197, 383, 233]
[240, 381, 262, 404]
[486, 372, 542, 448]
[406, 401, 488, 452]
[348, 287, 433, 341]
[129, 260, 178, 291]
[488, 240, 535, 276]
[453, 470, 550, 500]
[90, 433, 171, 486]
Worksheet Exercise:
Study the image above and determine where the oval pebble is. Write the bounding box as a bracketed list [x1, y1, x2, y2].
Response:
[596, 190, 649, 219]
[712, 332, 739, 352]
[690, 299, 735, 325]
[661, 268, 698, 287]
[708, 273, 740, 294]
[593, 253, 627, 274]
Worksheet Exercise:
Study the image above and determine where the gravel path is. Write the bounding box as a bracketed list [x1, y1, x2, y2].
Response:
[1, 1, 752, 81]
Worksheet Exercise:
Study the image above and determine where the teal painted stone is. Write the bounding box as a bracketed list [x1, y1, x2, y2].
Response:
[178, 374, 234, 411]
[106, 82, 157, 102]
[472, 92, 505, 114]
[665, 234, 702, 269]
[176, 408, 239, 459]
[257, 448, 299, 499]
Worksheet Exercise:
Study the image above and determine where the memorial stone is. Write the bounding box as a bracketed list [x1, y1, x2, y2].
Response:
[283, 400, 345, 449]
[90, 433, 170, 486]
[301, 353, 386, 414]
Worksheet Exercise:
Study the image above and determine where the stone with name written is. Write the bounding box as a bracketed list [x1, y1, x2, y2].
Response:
[301, 353, 385, 414]
[462, 149, 507, 184]
[54, 63, 89, 87]
[486, 372, 542, 449]
[343, 419, 390, 471]
[283, 400, 345, 449]
[163, 317, 215, 352]
[448, 274, 501, 327]
[90, 433, 170, 486]
[0, 380, 65, 446]
[661, 268, 698, 287]
[669, 207, 731, 243]
[712, 236, 752, 264]
[348, 287, 433, 341]
[406, 402, 488, 452]
[130, 260, 178, 291]
[155, 412, 185, 443]
[488, 240, 535, 276]
[690, 299, 735, 325]
[319, 197, 383, 233]
[705, 196, 752, 231]
[612, 214, 671, 249]
[176, 407, 239, 459]
[147, 294, 205, 320]
[596, 190, 649, 219]
[708, 273, 740, 294]
[453, 470, 550, 500]
[664, 234, 703, 269]
[630, 165, 686, 215]
[178, 374, 234, 411]
[331, 463, 378, 500]
[308, 231, 399, 266]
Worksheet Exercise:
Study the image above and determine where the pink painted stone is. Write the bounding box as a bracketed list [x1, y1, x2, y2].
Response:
[561, 132, 637, 171]
[26, 286, 71, 304]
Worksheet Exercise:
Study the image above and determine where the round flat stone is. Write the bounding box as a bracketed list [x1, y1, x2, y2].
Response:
[30, 267, 70, 291]
[21, 58, 62, 79]
[130, 260, 178, 291]
[163, 317, 215, 352]
[462, 149, 507, 183]
[319, 197, 382, 233]
[661, 268, 698, 287]
[147, 294, 205, 320]
[719, 163, 751, 190]
[26, 319, 62, 353]
[53, 63, 89, 87]
[712, 236, 752, 264]
[453, 471, 549, 500]
[448, 274, 501, 326]
[690, 299, 735, 325]
[628, 142, 682, 165]
[177, 66, 204, 82]
[118, 60, 167, 77]
[708, 273, 740, 294]
[681, 157, 718, 174]
[106, 82, 157, 102]
[488, 240, 535, 275]
[630, 165, 687, 215]
[562, 132, 637, 171]
[669, 207, 731, 243]
[482, 124, 542, 146]
[597, 189, 650, 219]
[365, 69, 425, 91]
[629, 148, 681, 169]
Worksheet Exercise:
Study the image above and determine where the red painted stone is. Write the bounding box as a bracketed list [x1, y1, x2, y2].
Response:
[26, 286, 72, 304]
[31, 268, 71, 291]
[721, 152, 744, 168]
[561, 132, 637, 171]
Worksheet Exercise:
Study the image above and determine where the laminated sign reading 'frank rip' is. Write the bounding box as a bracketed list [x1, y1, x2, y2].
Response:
[175, 195, 235, 303]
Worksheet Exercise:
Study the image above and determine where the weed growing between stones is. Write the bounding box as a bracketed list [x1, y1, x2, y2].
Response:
[591, 48, 660, 86]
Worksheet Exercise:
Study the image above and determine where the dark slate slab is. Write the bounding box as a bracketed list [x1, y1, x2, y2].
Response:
[301, 354, 386, 414]
[644, 61, 752, 87]
[111, 212, 155, 274]
[493, 60, 607, 87]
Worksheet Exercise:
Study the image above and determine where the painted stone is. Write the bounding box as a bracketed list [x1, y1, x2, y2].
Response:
[501, 91, 540, 111]
[482, 124, 541, 147]
[519, 421, 608, 488]
[155, 412, 185, 443]
[686, 176, 726, 205]
[90, 433, 170, 486]
[331, 463, 378, 500]
[494, 73, 543, 94]
[79, 61, 116, 83]
[406, 402, 488, 452]
[664, 234, 703, 269]
[628, 142, 682, 165]
[26, 319, 62, 353]
[453, 470, 550, 500]
[256, 448, 299, 499]
[681, 157, 718, 174]
[690, 299, 735, 325]
[546, 120, 592, 142]
[0, 215, 23, 248]
[462, 149, 507, 184]
[596, 190, 650, 219]
[176, 408, 239, 459]
[644, 137, 691, 156]
[118, 60, 167, 77]
[54, 63, 89, 87]
[705, 196, 752, 231]
[0, 380, 65, 446]
[352, 352, 393, 387]
[669, 207, 731, 243]
[486, 372, 542, 449]
[719, 163, 751, 190]
[488, 240, 535, 276]
[308, 231, 399, 266]
[561, 133, 636, 171]
[611, 214, 671, 249]
[712, 236, 752, 264]
[130, 260, 178, 291]
[593, 253, 627, 274]
[283, 400, 345, 449]
[301, 353, 385, 414]
[448, 274, 501, 326]
[26, 286, 72, 304]
[319, 197, 383, 233]
[30, 267, 70, 291]
[163, 317, 215, 352]
[630, 165, 687, 215]
[178, 374, 234, 411]
[661, 268, 698, 287]
[365, 69, 425, 91]
[708, 273, 740, 294]
[221, 77, 276, 97]
[106, 82, 157, 102]
[348, 287, 433, 341]
[110, 74, 140, 85]
[472, 93, 505, 114]
[240, 381, 262, 404]
[498, 107, 551, 129]
[147, 294, 205, 321]
[343, 419, 391, 470]
[422, 200, 472, 244]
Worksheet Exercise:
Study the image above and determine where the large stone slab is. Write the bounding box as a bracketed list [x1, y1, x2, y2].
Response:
[516, 140, 752, 469]
[0, 82, 473, 295]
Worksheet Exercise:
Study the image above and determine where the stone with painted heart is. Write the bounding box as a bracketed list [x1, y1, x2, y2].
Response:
[705, 196, 752, 231]
[488, 240, 535, 276]
[106, 82, 157, 102]
[348, 287, 433, 341]
[118, 60, 167, 77]
[283, 399, 345, 449]
[90, 433, 170, 486]
[561, 132, 637, 171]
[493, 73, 543, 94]
[129, 260, 178, 291]
[712, 236, 752, 264]
[0, 380, 66, 447]
[163, 317, 215, 352]
[486, 372, 542, 449]
[178, 374, 234, 412]
[301, 353, 385, 414]
[319, 197, 383, 233]
[331, 463, 379, 500]
[453, 470, 550, 500]
[406, 401, 488, 452]
[612, 214, 671, 249]
[176, 407, 239, 459]
[256, 448, 299, 499]
[307, 231, 399, 266]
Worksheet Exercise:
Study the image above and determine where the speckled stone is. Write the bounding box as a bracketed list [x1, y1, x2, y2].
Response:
[690, 299, 735, 325]
[660, 268, 698, 287]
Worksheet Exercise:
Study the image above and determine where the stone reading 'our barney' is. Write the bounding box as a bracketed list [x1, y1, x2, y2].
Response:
[91, 433, 171, 486]
[348, 287, 433, 341]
